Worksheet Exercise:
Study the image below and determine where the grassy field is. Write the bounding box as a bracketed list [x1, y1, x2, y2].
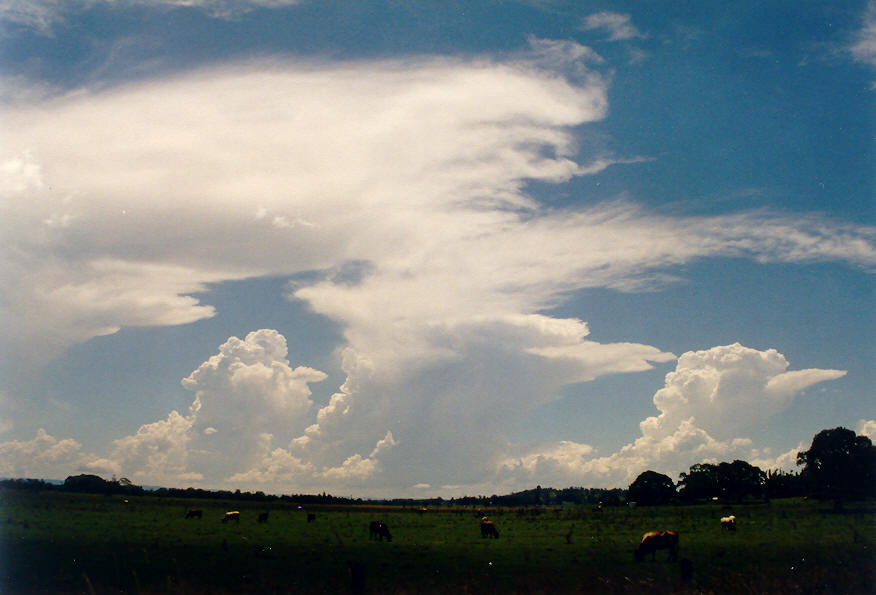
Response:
[1, 490, 873, 594]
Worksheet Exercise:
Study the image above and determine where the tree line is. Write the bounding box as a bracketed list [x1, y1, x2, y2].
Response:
[2, 426, 872, 508]
[629, 426, 875, 509]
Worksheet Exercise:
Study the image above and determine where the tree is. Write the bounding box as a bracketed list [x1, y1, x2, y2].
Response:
[63, 474, 111, 494]
[797, 427, 876, 509]
[764, 469, 803, 500]
[628, 470, 676, 505]
[678, 463, 720, 501]
[719, 460, 766, 502]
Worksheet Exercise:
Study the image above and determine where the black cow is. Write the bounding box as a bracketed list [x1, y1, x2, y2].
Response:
[480, 519, 499, 539]
[307, 512, 316, 523]
[369, 521, 392, 541]
[634, 530, 679, 562]
[184, 509, 202, 519]
[257, 512, 269, 523]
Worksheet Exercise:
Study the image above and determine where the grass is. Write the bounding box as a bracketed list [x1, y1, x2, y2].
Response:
[1, 490, 873, 593]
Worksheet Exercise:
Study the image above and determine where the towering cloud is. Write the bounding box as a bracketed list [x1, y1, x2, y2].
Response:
[0, 42, 872, 493]
[499, 344, 846, 489]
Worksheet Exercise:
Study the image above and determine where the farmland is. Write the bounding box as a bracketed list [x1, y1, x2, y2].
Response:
[1, 490, 873, 593]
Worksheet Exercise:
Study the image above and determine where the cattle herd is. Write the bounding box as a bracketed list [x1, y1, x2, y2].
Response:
[183, 506, 741, 561]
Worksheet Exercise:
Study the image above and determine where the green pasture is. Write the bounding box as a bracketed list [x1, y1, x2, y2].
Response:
[1, 490, 873, 593]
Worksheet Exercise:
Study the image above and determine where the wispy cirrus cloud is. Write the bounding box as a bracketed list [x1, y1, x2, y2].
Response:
[0, 0, 303, 33]
[850, 0, 876, 68]
[581, 12, 645, 42]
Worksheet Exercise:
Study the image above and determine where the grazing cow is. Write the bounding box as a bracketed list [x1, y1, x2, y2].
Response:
[307, 512, 316, 523]
[634, 530, 679, 562]
[185, 509, 202, 519]
[369, 521, 392, 542]
[221, 511, 240, 523]
[720, 515, 736, 531]
[257, 512, 269, 523]
[480, 519, 500, 539]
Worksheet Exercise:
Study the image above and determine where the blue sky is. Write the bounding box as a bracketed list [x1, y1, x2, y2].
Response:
[0, 0, 873, 497]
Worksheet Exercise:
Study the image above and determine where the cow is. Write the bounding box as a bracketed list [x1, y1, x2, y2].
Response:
[257, 512, 269, 523]
[221, 511, 240, 523]
[369, 521, 392, 542]
[480, 519, 499, 539]
[307, 512, 316, 523]
[720, 515, 736, 531]
[184, 509, 202, 519]
[634, 530, 679, 562]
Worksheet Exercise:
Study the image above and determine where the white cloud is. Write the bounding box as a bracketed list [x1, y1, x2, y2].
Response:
[850, 1, 876, 68]
[0, 428, 86, 479]
[749, 442, 805, 473]
[581, 12, 645, 41]
[0, 340, 850, 494]
[497, 344, 846, 488]
[108, 410, 200, 484]
[1, 50, 873, 494]
[321, 431, 398, 482]
[2, 56, 873, 377]
[52, 329, 331, 489]
[645, 343, 846, 442]
[0, 0, 303, 33]
[856, 419, 876, 441]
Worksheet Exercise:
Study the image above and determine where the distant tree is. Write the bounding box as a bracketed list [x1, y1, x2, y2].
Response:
[678, 460, 766, 502]
[797, 427, 876, 509]
[63, 474, 111, 494]
[628, 470, 675, 505]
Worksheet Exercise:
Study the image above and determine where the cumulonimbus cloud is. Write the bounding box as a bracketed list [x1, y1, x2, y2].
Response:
[0, 45, 873, 493]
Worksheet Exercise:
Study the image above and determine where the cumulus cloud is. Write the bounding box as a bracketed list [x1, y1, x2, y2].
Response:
[856, 419, 876, 441]
[0, 429, 86, 479]
[644, 343, 846, 441]
[581, 12, 645, 41]
[498, 344, 846, 488]
[108, 410, 200, 484]
[60, 329, 329, 488]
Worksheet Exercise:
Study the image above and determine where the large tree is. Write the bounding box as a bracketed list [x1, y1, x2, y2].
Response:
[628, 470, 676, 505]
[797, 427, 876, 509]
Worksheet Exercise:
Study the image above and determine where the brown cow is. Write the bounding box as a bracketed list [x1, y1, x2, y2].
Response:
[184, 509, 202, 519]
[634, 530, 679, 562]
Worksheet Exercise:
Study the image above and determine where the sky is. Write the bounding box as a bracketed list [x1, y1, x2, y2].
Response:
[0, 0, 873, 498]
